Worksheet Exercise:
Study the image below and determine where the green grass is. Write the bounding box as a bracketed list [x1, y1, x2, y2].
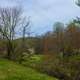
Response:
[0, 59, 58, 80]
[22, 55, 45, 68]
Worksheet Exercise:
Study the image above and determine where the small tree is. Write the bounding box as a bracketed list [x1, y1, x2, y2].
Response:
[19, 18, 30, 64]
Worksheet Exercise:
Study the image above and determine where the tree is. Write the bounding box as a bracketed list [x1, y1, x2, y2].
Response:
[0, 7, 29, 59]
[18, 18, 30, 64]
[64, 19, 80, 56]
[53, 22, 65, 54]
[75, 0, 80, 6]
[43, 22, 65, 55]
[53, 22, 64, 33]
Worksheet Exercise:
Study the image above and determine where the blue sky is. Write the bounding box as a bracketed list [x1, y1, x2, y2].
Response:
[0, 0, 80, 35]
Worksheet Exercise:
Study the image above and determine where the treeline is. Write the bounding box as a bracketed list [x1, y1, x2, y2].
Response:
[31, 18, 80, 80]
[34, 18, 80, 57]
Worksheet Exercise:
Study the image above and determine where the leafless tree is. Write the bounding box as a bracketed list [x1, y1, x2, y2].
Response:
[0, 7, 30, 59]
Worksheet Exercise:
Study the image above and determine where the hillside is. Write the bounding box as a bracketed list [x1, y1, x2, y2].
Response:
[0, 59, 58, 80]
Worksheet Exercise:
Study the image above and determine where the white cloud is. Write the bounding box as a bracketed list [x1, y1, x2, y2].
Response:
[0, 0, 80, 35]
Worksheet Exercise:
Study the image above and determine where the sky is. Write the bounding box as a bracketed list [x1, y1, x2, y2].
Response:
[0, 0, 80, 36]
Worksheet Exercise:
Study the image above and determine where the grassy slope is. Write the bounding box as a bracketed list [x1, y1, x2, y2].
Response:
[0, 59, 58, 80]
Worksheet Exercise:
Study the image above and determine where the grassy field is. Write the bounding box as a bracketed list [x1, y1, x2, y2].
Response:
[0, 59, 58, 80]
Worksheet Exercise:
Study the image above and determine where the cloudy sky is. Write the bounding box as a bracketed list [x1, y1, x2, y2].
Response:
[0, 0, 80, 35]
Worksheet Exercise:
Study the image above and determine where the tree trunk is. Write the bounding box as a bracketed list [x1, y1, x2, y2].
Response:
[6, 40, 13, 60]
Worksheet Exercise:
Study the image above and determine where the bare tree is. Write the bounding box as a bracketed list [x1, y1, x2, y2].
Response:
[0, 7, 29, 59]
[18, 18, 30, 64]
